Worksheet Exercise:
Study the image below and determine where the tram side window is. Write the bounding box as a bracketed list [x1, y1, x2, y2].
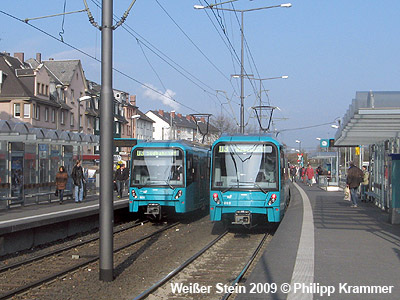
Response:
[187, 154, 194, 185]
[193, 155, 199, 182]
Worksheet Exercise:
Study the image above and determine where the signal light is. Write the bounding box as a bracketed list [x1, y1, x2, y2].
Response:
[213, 193, 221, 204]
[267, 193, 277, 205]
[131, 189, 137, 199]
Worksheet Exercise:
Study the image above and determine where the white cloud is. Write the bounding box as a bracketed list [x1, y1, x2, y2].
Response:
[141, 84, 180, 110]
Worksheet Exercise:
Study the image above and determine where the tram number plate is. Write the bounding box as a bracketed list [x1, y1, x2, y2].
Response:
[146, 203, 160, 215]
[233, 210, 251, 225]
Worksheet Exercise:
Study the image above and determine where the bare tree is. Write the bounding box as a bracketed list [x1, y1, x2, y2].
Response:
[211, 114, 238, 137]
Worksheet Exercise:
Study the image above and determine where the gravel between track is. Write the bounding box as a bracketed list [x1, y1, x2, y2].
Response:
[12, 211, 226, 300]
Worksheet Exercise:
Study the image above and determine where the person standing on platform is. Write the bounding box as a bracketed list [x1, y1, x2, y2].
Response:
[346, 161, 364, 208]
[55, 166, 68, 204]
[71, 160, 85, 203]
[114, 164, 128, 198]
[360, 166, 370, 202]
[305, 164, 315, 186]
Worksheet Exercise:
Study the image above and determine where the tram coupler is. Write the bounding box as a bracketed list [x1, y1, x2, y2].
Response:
[232, 210, 251, 225]
[145, 203, 161, 216]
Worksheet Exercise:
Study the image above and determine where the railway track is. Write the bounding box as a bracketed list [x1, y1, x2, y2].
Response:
[0, 220, 180, 300]
[134, 228, 273, 300]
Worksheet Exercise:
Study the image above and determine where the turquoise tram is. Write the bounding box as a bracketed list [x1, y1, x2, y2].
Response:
[210, 134, 290, 226]
[129, 140, 209, 219]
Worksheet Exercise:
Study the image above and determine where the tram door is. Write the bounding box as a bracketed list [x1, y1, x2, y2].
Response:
[10, 142, 24, 201]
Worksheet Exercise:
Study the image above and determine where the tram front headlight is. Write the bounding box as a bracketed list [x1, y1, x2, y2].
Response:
[175, 190, 183, 199]
[131, 189, 138, 199]
[213, 193, 221, 205]
[268, 193, 277, 205]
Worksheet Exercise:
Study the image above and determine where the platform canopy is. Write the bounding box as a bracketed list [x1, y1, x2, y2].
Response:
[334, 91, 400, 146]
[0, 120, 98, 145]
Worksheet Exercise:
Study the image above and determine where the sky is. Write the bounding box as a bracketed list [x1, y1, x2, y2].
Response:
[1, 0, 400, 150]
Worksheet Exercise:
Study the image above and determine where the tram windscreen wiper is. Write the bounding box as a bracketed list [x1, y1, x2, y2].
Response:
[239, 181, 267, 194]
[165, 179, 174, 189]
[222, 185, 235, 193]
[253, 182, 267, 194]
[137, 183, 151, 189]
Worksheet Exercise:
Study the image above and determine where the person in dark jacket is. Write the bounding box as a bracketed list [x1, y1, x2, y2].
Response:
[114, 164, 129, 198]
[71, 160, 85, 203]
[346, 161, 364, 208]
[55, 165, 68, 204]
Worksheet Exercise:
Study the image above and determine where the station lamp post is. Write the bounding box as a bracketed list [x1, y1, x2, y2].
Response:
[130, 114, 140, 138]
[78, 95, 92, 133]
[295, 140, 302, 153]
[195, 2, 291, 133]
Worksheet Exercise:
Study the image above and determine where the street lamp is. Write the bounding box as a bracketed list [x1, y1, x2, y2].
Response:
[78, 95, 91, 133]
[295, 140, 301, 152]
[196, 3, 291, 133]
[131, 114, 140, 138]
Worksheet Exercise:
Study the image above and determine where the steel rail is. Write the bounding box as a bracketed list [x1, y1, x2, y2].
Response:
[133, 230, 229, 300]
[0, 221, 179, 300]
[220, 233, 269, 300]
[0, 219, 148, 273]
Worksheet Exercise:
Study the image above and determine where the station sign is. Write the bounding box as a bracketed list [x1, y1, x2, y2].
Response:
[320, 139, 329, 148]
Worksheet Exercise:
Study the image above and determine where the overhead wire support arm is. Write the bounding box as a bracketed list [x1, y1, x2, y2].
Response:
[83, 0, 137, 30]
[24, 9, 88, 23]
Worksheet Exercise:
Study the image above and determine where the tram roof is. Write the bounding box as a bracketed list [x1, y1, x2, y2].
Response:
[134, 139, 210, 151]
[214, 133, 282, 145]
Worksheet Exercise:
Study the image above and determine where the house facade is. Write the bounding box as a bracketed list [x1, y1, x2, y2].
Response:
[145, 109, 218, 144]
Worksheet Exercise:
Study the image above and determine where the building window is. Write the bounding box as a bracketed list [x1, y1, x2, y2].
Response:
[70, 112, 74, 126]
[35, 105, 40, 120]
[37, 83, 40, 95]
[71, 89, 75, 103]
[23, 103, 30, 118]
[45, 107, 49, 122]
[116, 123, 120, 134]
[51, 109, 55, 123]
[61, 111, 65, 124]
[45, 85, 49, 96]
[14, 103, 21, 118]
[95, 118, 99, 130]
[41, 84, 44, 95]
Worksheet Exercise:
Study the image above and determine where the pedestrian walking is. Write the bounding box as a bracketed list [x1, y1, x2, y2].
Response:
[114, 164, 129, 198]
[300, 166, 306, 184]
[360, 166, 370, 202]
[346, 161, 364, 208]
[290, 166, 297, 182]
[71, 160, 86, 203]
[305, 164, 315, 186]
[55, 166, 68, 204]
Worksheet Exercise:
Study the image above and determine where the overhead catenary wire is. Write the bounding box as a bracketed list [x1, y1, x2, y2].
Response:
[88, 0, 234, 114]
[0, 9, 201, 114]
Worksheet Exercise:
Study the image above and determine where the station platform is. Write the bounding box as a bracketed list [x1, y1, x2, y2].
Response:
[0, 194, 129, 256]
[237, 182, 400, 300]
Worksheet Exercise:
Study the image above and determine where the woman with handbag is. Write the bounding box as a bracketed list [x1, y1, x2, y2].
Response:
[56, 166, 68, 204]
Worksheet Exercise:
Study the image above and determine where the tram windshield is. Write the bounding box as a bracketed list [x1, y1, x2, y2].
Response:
[212, 143, 278, 191]
[131, 148, 184, 188]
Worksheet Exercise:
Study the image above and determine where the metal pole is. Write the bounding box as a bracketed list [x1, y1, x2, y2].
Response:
[240, 11, 245, 134]
[78, 100, 80, 133]
[259, 80, 262, 133]
[99, 0, 114, 282]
